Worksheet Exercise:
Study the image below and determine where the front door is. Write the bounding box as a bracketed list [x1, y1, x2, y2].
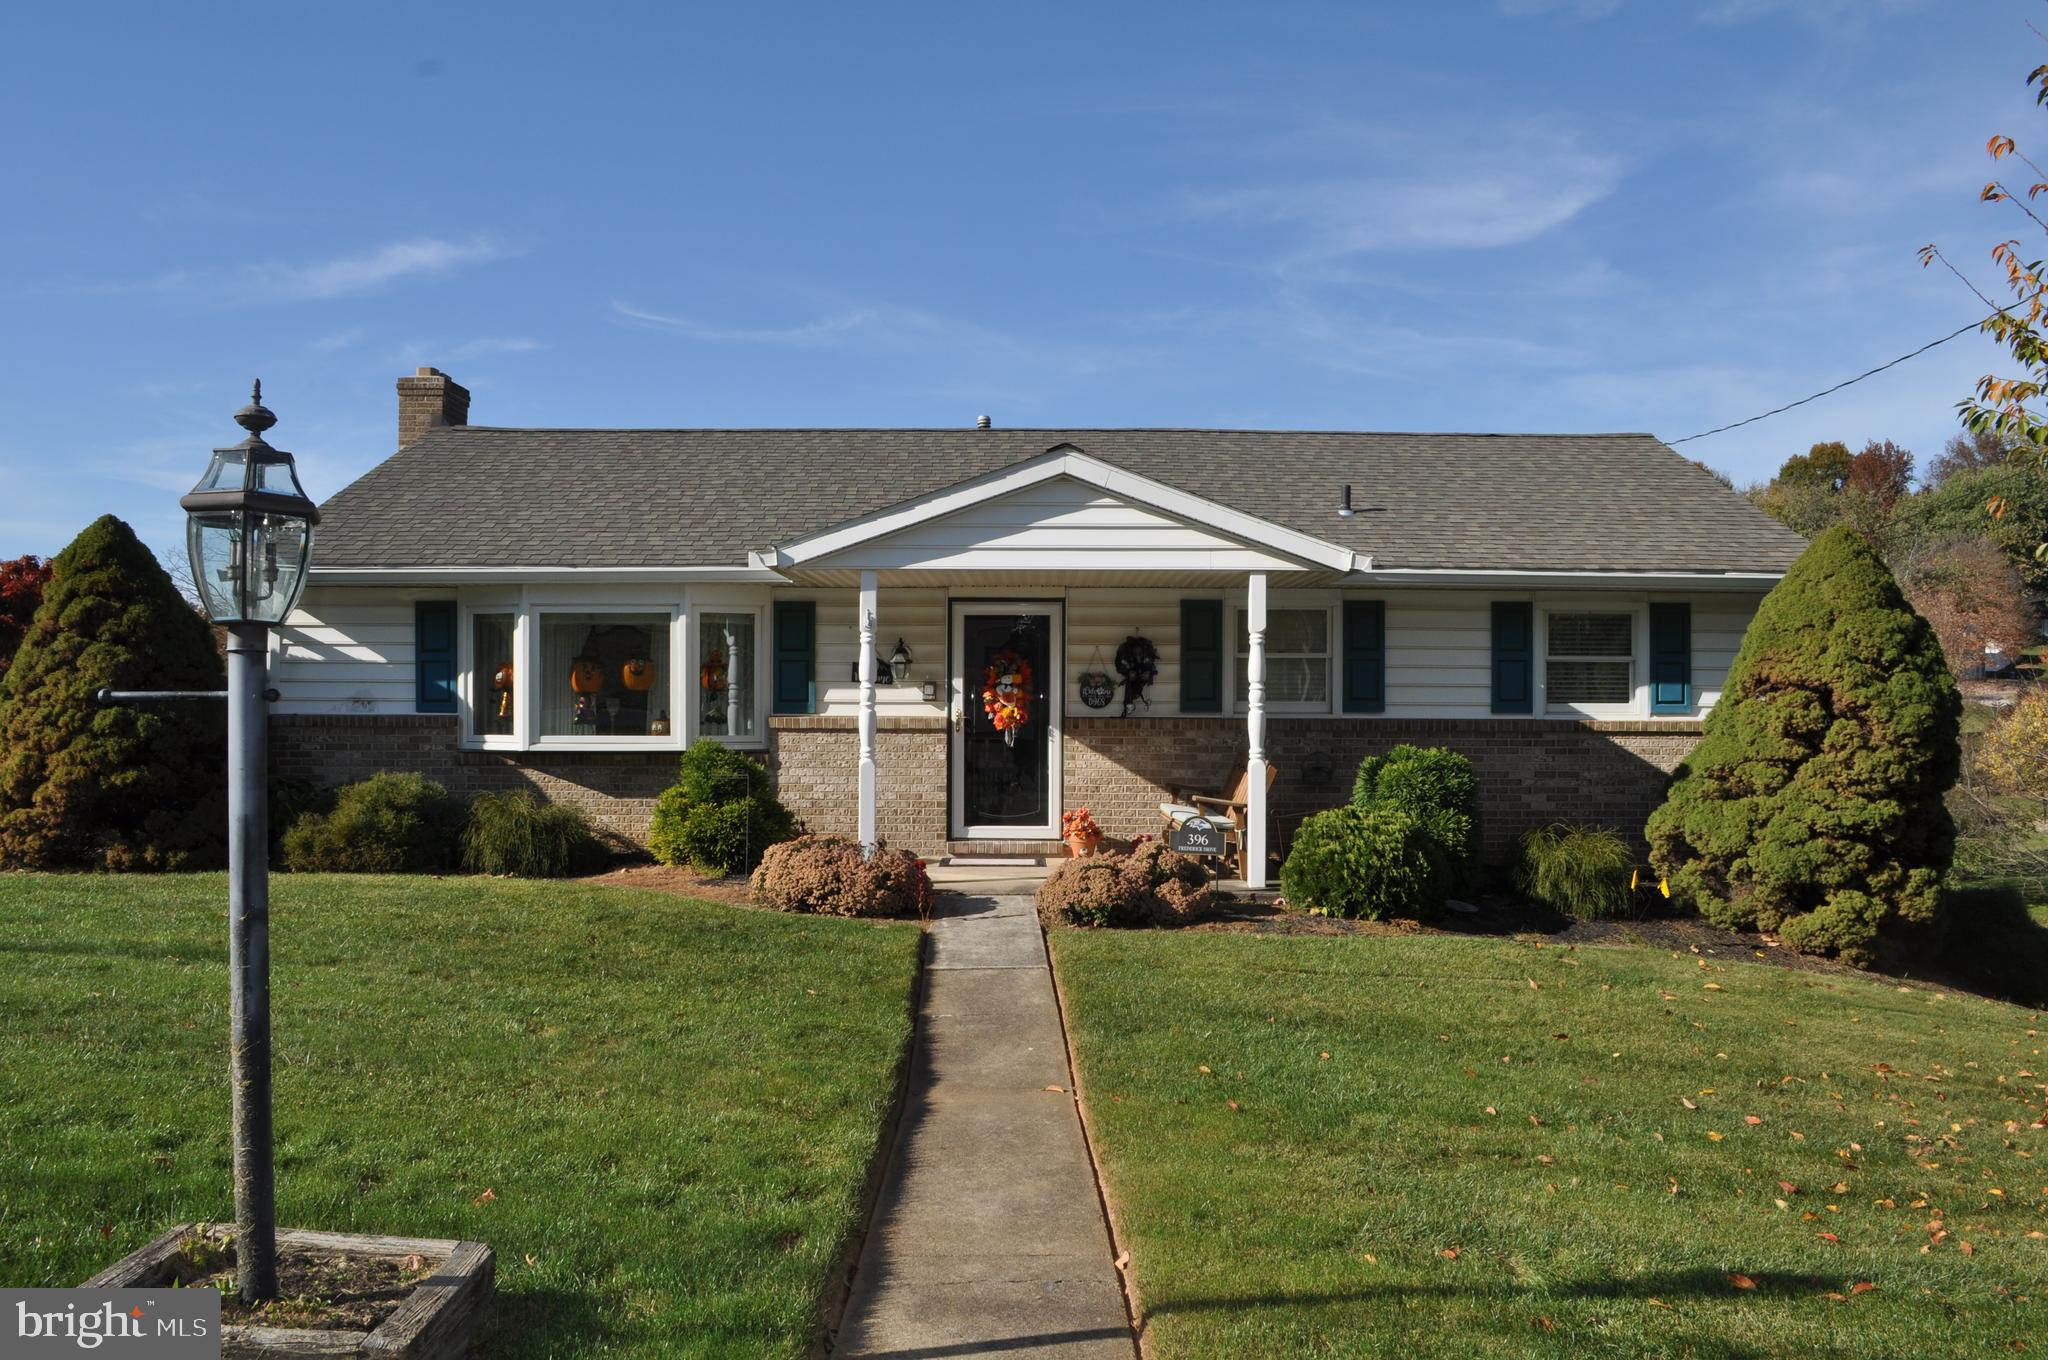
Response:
[950, 602, 1063, 840]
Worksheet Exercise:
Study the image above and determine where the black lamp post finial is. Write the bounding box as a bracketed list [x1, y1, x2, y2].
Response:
[235, 380, 277, 437]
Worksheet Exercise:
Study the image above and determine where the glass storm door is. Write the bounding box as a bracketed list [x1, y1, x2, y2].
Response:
[951, 603, 1063, 840]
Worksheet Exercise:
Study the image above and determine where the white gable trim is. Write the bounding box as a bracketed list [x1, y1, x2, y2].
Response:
[749, 446, 1357, 574]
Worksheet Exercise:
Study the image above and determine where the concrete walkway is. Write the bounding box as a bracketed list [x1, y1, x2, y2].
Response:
[835, 893, 1136, 1359]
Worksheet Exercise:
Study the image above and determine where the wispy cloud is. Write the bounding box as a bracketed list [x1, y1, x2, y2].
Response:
[1176, 122, 1626, 265]
[1499, 0, 1926, 22]
[610, 301, 884, 346]
[70, 235, 518, 305]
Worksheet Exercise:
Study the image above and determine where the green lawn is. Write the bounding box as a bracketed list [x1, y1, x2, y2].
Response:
[0, 874, 920, 1359]
[1054, 929, 2048, 1359]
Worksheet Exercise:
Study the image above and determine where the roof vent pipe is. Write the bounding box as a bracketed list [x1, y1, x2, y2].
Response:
[1338, 484, 1355, 518]
[975, 415, 992, 430]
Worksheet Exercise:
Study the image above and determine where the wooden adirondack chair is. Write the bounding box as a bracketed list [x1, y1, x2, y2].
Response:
[1159, 763, 1278, 881]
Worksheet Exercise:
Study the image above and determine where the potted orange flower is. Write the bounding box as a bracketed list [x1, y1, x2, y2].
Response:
[1061, 808, 1103, 858]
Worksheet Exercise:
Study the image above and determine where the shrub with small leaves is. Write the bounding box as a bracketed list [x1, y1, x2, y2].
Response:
[1352, 744, 1479, 885]
[749, 834, 932, 918]
[1280, 804, 1447, 920]
[281, 772, 465, 874]
[1036, 841, 1214, 928]
[1975, 685, 2048, 814]
[461, 790, 607, 877]
[648, 742, 794, 875]
[1513, 824, 1635, 920]
[1647, 527, 1962, 967]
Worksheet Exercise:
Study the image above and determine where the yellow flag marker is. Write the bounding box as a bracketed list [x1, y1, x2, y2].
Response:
[1630, 868, 1640, 891]
[1659, 877, 1672, 899]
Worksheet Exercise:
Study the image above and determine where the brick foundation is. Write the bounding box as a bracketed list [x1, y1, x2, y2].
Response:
[272, 713, 1700, 864]
[269, 715, 676, 842]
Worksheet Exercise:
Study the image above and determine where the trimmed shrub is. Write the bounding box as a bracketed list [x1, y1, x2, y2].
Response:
[1352, 745, 1479, 884]
[462, 790, 606, 877]
[0, 516, 227, 870]
[1280, 804, 1447, 919]
[281, 772, 465, 874]
[749, 835, 933, 918]
[1513, 824, 1635, 920]
[648, 743, 793, 875]
[1035, 842, 1215, 929]
[1647, 527, 1963, 967]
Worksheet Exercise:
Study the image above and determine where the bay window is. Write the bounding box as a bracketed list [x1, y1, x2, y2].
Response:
[539, 612, 673, 738]
[696, 611, 758, 741]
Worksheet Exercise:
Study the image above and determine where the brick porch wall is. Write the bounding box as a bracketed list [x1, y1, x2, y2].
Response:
[767, 716, 948, 853]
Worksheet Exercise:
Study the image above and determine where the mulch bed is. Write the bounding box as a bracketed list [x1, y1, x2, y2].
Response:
[1193, 893, 2037, 1006]
[169, 1226, 435, 1332]
[577, 861, 753, 903]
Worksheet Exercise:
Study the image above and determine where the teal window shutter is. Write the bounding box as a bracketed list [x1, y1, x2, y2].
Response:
[773, 600, 816, 715]
[1342, 599, 1385, 713]
[1181, 599, 1223, 713]
[415, 600, 457, 714]
[1649, 602, 1692, 714]
[1491, 602, 1533, 715]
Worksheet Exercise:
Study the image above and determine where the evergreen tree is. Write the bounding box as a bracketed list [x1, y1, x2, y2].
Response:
[1646, 526, 1961, 966]
[0, 516, 227, 869]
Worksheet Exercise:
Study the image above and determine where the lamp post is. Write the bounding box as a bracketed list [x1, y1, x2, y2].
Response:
[178, 382, 320, 1303]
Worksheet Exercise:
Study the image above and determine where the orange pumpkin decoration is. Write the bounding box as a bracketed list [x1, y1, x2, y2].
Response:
[622, 656, 656, 692]
[569, 656, 604, 694]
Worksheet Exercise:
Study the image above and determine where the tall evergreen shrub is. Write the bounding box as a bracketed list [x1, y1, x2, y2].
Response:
[1646, 526, 1962, 965]
[0, 516, 227, 870]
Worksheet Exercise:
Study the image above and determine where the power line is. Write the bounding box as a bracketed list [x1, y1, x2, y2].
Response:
[1668, 312, 2002, 445]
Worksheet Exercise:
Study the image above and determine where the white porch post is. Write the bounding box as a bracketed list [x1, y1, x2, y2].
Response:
[857, 570, 879, 851]
[1244, 572, 1269, 888]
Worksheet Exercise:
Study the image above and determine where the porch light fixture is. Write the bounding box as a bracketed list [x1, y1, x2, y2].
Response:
[887, 638, 914, 686]
[181, 381, 321, 625]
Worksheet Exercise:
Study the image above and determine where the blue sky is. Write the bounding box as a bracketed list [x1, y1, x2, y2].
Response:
[2, 0, 2042, 565]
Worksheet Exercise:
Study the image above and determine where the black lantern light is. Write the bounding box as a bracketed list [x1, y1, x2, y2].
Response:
[180, 381, 320, 625]
[886, 637, 913, 686]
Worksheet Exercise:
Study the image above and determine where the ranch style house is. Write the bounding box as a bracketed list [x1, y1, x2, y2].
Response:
[270, 367, 1807, 886]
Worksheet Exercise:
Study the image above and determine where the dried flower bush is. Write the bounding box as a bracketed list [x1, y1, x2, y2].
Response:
[1036, 841, 1214, 928]
[749, 834, 934, 920]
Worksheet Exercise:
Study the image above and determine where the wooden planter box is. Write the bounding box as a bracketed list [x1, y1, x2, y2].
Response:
[85, 1226, 494, 1360]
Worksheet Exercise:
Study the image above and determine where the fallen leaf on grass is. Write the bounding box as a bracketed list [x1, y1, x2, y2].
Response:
[1681, 1097, 1698, 1110]
[1363, 1253, 1378, 1264]
[1442, 1247, 1461, 1259]
[523, 1254, 538, 1268]
[1535, 1316, 1555, 1332]
[473, 1188, 496, 1205]
[1044, 1085, 1065, 1093]
[1704, 983, 1725, 991]
[1707, 1131, 1726, 1141]
[1961, 1240, 1976, 1257]
[1824, 1291, 1847, 1301]
[1227, 1099, 1240, 1112]
[1851, 1282, 1877, 1294]
[1728, 1273, 1757, 1290]
[1818, 1233, 1840, 1244]
[1647, 1298, 1675, 1310]
[1197, 1065, 1211, 1074]
[1744, 1115, 1764, 1126]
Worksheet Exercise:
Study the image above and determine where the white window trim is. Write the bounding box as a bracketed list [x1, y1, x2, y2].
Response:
[1226, 597, 1335, 716]
[1537, 601, 1647, 719]
[458, 595, 525, 751]
[685, 598, 771, 751]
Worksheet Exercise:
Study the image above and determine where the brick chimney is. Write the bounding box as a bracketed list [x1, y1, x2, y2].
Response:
[396, 367, 470, 446]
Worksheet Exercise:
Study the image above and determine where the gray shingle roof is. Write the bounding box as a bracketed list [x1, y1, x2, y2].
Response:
[313, 428, 1805, 574]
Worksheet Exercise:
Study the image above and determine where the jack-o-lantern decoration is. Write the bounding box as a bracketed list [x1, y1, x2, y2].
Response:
[569, 654, 604, 723]
[622, 655, 656, 693]
[491, 662, 514, 719]
[981, 651, 1034, 747]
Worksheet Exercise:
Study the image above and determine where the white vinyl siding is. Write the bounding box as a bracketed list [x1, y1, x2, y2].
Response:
[276, 582, 1769, 726]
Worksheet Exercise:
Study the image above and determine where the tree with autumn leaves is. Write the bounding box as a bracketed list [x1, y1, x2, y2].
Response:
[0, 553, 52, 678]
